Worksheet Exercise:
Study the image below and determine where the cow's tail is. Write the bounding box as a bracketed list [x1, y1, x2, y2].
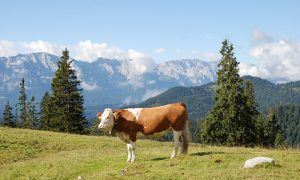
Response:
[180, 104, 189, 154]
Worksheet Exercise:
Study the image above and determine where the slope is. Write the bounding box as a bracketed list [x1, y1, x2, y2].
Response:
[0, 127, 299, 179]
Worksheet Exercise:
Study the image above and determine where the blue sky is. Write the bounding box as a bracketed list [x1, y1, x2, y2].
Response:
[1, 0, 300, 81]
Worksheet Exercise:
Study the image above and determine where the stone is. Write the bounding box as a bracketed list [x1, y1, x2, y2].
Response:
[243, 157, 274, 168]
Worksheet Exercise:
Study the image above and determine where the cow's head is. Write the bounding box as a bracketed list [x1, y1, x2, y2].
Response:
[97, 108, 115, 132]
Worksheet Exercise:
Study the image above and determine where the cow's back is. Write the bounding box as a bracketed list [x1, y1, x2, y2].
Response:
[138, 103, 188, 134]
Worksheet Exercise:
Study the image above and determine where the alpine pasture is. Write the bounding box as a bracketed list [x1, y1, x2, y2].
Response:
[1, 127, 299, 179]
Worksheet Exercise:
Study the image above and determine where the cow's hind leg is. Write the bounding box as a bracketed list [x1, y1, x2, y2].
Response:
[170, 130, 181, 159]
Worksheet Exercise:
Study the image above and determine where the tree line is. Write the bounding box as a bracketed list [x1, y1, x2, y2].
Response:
[1, 49, 87, 134]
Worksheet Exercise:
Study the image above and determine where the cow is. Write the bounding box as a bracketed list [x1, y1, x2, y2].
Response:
[97, 102, 189, 162]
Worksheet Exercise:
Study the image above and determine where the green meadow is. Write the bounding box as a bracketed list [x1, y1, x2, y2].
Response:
[0, 127, 299, 179]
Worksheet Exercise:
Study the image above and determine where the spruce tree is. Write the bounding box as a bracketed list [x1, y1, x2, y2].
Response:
[14, 104, 19, 127]
[40, 91, 51, 130]
[49, 49, 87, 134]
[244, 81, 259, 116]
[28, 96, 39, 129]
[263, 109, 281, 147]
[244, 80, 259, 144]
[201, 39, 257, 146]
[18, 78, 30, 128]
[2, 101, 15, 127]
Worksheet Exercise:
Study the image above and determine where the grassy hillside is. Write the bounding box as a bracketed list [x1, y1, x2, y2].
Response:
[1, 128, 300, 179]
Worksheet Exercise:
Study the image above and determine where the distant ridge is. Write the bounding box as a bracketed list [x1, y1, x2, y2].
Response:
[132, 75, 300, 120]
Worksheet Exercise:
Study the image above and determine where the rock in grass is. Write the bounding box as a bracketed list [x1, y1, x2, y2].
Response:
[243, 157, 274, 168]
[77, 176, 84, 180]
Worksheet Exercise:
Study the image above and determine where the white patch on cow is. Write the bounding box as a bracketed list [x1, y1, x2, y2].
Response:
[98, 108, 114, 130]
[125, 108, 143, 121]
[101, 108, 112, 120]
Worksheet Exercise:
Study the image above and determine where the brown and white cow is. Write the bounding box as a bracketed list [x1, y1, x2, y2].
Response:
[97, 102, 189, 162]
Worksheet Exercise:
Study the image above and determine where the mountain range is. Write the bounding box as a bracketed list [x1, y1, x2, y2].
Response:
[0, 52, 218, 116]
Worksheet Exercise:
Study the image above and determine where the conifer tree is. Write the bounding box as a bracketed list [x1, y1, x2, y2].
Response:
[244, 80, 259, 116]
[201, 39, 257, 146]
[49, 49, 87, 134]
[40, 91, 51, 130]
[14, 104, 19, 127]
[263, 109, 281, 147]
[2, 101, 15, 127]
[28, 96, 39, 129]
[18, 78, 30, 128]
[244, 80, 259, 144]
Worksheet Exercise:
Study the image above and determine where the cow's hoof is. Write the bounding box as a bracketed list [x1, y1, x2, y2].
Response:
[170, 153, 176, 159]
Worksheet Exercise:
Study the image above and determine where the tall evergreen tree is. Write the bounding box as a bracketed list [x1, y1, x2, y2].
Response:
[40, 91, 51, 130]
[2, 101, 15, 127]
[201, 39, 257, 146]
[18, 78, 30, 128]
[49, 49, 87, 134]
[244, 80, 260, 144]
[14, 104, 19, 127]
[263, 108, 281, 147]
[244, 80, 259, 117]
[28, 96, 39, 129]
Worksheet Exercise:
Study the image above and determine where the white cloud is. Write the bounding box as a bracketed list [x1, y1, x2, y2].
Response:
[199, 52, 220, 61]
[73, 40, 125, 62]
[0, 40, 62, 57]
[0, 40, 17, 57]
[142, 89, 165, 101]
[81, 81, 99, 91]
[155, 48, 165, 54]
[239, 62, 269, 78]
[0, 39, 156, 76]
[251, 29, 273, 45]
[73, 40, 155, 75]
[22, 40, 62, 55]
[249, 35, 300, 81]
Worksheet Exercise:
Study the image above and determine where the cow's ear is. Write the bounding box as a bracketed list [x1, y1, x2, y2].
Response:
[97, 112, 102, 119]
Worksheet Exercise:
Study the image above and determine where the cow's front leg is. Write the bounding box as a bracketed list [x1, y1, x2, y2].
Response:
[126, 141, 136, 162]
[127, 143, 132, 162]
[130, 141, 136, 162]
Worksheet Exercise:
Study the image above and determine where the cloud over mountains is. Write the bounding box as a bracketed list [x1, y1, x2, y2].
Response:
[1, 31, 300, 83]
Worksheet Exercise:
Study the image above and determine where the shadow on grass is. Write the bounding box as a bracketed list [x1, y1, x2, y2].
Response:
[151, 157, 169, 161]
[190, 151, 226, 156]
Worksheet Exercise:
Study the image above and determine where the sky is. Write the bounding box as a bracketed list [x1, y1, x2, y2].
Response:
[1, 0, 300, 81]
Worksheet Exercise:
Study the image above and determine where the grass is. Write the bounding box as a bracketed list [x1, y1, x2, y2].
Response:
[1, 127, 300, 179]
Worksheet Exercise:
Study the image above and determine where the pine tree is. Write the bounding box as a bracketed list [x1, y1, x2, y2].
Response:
[201, 39, 257, 146]
[28, 96, 39, 129]
[49, 49, 87, 134]
[244, 81, 259, 116]
[2, 101, 15, 127]
[40, 91, 51, 130]
[18, 78, 30, 128]
[14, 104, 19, 127]
[244, 80, 259, 144]
[263, 109, 281, 147]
